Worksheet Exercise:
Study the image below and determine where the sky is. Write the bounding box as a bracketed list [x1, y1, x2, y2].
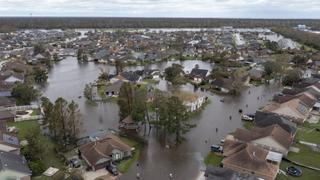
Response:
[0, 0, 320, 19]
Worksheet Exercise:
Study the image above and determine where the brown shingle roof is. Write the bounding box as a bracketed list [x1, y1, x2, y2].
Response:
[79, 134, 132, 166]
[222, 144, 278, 180]
[234, 124, 293, 149]
[121, 115, 134, 124]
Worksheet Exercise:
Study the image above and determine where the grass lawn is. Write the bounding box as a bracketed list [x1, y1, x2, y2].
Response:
[295, 121, 320, 144]
[143, 79, 160, 84]
[8, 121, 65, 172]
[287, 143, 320, 169]
[204, 152, 223, 167]
[30, 109, 41, 116]
[242, 121, 253, 130]
[117, 137, 142, 173]
[276, 161, 320, 180]
[199, 83, 211, 90]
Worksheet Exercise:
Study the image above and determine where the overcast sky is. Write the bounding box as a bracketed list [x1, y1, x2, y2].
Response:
[0, 0, 319, 18]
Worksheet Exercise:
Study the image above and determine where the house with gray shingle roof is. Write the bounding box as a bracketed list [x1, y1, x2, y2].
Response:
[0, 150, 31, 180]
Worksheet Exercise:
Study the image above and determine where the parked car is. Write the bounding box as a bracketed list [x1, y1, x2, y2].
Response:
[211, 145, 223, 153]
[106, 162, 119, 176]
[68, 157, 81, 168]
[286, 166, 302, 177]
[241, 114, 254, 121]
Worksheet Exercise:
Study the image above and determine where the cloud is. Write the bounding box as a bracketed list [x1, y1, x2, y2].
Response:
[0, 0, 319, 18]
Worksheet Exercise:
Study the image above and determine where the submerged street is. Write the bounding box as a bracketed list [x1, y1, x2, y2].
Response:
[43, 57, 282, 180]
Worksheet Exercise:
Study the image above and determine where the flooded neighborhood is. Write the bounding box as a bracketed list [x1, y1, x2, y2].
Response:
[0, 12, 320, 180]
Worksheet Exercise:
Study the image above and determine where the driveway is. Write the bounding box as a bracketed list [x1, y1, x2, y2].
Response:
[83, 169, 114, 180]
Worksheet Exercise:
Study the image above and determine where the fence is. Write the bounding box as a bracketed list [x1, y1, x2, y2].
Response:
[14, 115, 43, 122]
[6, 104, 40, 111]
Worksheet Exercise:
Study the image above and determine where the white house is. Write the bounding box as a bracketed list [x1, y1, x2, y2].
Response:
[174, 91, 207, 112]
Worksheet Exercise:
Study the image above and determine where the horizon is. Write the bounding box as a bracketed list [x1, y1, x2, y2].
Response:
[0, 16, 320, 20]
[0, 0, 320, 19]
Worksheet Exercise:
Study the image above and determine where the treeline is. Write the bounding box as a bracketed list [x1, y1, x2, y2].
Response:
[272, 27, 320, 50]
[1, 17, 320, 31]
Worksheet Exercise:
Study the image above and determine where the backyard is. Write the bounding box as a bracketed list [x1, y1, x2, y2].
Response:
[8, 120, 65, 179]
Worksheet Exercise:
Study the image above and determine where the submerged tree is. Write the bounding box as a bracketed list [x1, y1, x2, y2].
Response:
[164, 63, 184, 84]
[156, 95, 195, 144]
[84, 83, 93, 100]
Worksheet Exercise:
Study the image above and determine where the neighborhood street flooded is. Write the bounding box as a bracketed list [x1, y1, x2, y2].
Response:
[42, 57, 282, 180]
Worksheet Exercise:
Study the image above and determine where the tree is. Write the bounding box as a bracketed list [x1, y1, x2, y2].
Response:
[264, 61, 281, 77]
[41, 97, 54, 126]
[265, 40, 280, 52]
[34, 67, 48, 84]
[117, 82, 134, 120]
[21, 128, 45, 175]
[84, 84, 93, 100]
[132, 86, 147, 123]
[282, 69, 302, 86]
[115, 60, 124, 75]
[164, 63, 184, 84]
[97, 67, 109, 82]
[41, 97, 82, 150]
[77, 49, 83, 61]
[292, 55, 307, 66]
[165, 96, 195, 144]
[53, 53, 59, 61]
[67, 101, 82, 145]
[11, 83, 38, 105]
[33, 43, 45, 55]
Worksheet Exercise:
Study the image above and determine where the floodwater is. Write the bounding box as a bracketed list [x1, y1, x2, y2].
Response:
[42, 57, 282, 180]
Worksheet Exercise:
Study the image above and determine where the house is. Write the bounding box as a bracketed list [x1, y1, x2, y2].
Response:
[0, 81, 14, 97]
[2, 60, 28, 74]
[173, 91, 207, 112]
[0, 110, 14, 123]
[0, 150, 32, 180]
[119, 115, 139, 131]
[189, 68, 209, 83]
[204, 166, 259, 180]
[263, 92, 315, 123]
[110, 71, 142, 83]
[222, 143, 279, 180]
[0, 131, 20, 154]
[121, 71, 142, 83]
[0, 71, 24, 83]
[79, 134, 132, 171]
[94, 49, 109, 62]
[249, 68, 264, 81]
[0, 97, 16, 108]
[233, 124, 293, 156]
[254, 111, 297, 136]
[28, 53, 46, 64]
[211, 78, 233, 93]
[105, 80, 124, 97]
